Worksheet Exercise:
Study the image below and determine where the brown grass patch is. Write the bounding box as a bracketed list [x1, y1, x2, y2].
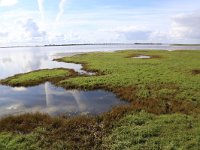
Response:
[0, 113, 107, 149]
[105, 85, 199, 115]
[44, 116, 105, 149]
[0, 113, 55, 134]
[192, 69, 200, 75]
[101, 105, 133, 128]
[129, 99, 199, 115]
[0, 106, 137, 149]
[111, 86, 137, 102]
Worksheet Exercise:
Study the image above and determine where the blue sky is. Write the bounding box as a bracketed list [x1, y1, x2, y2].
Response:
[0, 0, 200, 46]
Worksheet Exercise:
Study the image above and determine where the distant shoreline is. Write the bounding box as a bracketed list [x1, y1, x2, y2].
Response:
[0, 43, 165, 48]
[172, 44, 200, 46]
[1, 43, 200, 49]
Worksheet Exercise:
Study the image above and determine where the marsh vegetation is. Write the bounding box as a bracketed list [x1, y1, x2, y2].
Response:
[0, 50, 200, 149]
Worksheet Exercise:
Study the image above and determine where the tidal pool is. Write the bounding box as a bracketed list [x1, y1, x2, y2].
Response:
[0, 82, 127, 117]
[0, 46, 130, 117]
[133, 55, 151, 59]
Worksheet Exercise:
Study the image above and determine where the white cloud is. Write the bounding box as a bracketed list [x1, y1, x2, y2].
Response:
[118, 31, 152, 41]
[56, 0, 67, 22]
[47, 33, 66, 44]
[102, 26, 152, 42]
[37, 0, 45, 20]
[23, 19, 46, 38]
[171, 12, 200, 39]
[0, 32, 8, 37]
[0, 17, 47, 46]
[0, 0, 18, 7]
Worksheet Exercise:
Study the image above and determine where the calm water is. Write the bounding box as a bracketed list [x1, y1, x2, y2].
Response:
[0, 82, 127, 117]
[0, 44, 199, 117]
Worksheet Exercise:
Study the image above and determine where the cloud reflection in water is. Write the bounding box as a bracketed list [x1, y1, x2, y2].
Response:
[0, 82, 127, 117]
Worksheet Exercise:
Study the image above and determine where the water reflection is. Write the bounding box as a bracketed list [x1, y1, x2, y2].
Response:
[0, 82, 127, 117]
[0, 49, 88, 79]
[133, 55, 151, 59]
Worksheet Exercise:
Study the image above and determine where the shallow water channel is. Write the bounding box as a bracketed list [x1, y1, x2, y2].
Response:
[0, 46, 129, 117]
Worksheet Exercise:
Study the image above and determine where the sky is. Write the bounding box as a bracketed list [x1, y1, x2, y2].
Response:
[0, 0, 200, 46]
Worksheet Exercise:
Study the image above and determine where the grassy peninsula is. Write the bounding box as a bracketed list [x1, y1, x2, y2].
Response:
[0, 50, 200, 149]
[0, 68, 77, 87]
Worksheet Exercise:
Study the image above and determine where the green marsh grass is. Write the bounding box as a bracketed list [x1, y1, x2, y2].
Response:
[0, 50, 200, 149]
[0, 68, 77, 87]
[57, 50, 200, 114]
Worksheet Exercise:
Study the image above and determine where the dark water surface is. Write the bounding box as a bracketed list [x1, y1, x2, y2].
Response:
[0, 44, 199, 117]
